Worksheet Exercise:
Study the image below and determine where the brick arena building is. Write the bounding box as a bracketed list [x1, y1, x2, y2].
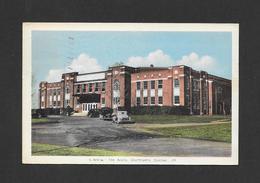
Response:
[39, 65, 231, 115]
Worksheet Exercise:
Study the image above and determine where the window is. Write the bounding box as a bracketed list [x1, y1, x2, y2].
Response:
[151, 80, 155, 89]
[113, 97, 120, 105]
[66, 100, 70, 106]
[102, 82, 106, 91]
[95, 83, 99, 92]
[53, 89, 56, 95]
[88, 83, 92, 92]
[158, 96, 163, 104]
[82, 84, 86, 93]
[53, 101, 56, 107]
[136, 82, 141, 90]
[174, 79, 180, 87]
[174, 96, 180, 104]
[143, 97, 148, 105]
[136, 97, 141, 106]
[113, 80, 120, 90]
[57, 101, 60, 106]
[66, 87, 70, 93]
[57, 89, 60, 95]
[76, 85, 80, 93]
[102, 98, 105, 105]
[193, 80, 200, 91]
[151, 97, 155, 104]
[158, 80, 163, 89]
[143, 81, 148, 89]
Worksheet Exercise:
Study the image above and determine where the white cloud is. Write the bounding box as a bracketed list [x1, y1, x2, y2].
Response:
[177, 52, 216, 71]
[45, 53, 103, 82]
[46, 69, 64, 82]
[126, 49, 173, 67]
[45, 51, 216, 82]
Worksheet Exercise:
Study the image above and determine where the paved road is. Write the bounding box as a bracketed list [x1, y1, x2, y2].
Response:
[32, 116, 231, 157]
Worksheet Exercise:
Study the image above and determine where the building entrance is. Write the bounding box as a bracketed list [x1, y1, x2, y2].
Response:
[82, 103, 98, 113]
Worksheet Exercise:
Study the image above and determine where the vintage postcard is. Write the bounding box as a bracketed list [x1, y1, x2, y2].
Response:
[23, 23, 239, 165]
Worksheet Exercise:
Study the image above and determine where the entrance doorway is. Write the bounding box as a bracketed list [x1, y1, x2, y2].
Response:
[82, 103, 98, 113]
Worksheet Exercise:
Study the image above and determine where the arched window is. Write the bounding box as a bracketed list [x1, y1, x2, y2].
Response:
[113, 80, 120, 91]
[113, 80, 120, 106]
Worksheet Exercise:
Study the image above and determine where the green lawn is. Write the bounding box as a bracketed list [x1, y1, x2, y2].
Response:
[32, 143, 142, 156]
[32, 118, 49, 123]
[131, 114, 231, 124]
[145, 123, 231, 143]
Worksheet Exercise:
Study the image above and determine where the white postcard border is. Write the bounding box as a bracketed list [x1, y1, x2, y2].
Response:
[22, 23, 239, 165]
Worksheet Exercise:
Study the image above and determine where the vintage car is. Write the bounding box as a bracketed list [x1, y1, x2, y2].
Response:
[112, 111, 134, 124]
[99, 107, 113, 120]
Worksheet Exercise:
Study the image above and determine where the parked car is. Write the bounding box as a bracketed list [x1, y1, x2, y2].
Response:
[87, 109, 100, 118]
[31, 109, 48, 118]
[99, 107, 113, 120]
[112, 111, 134, 124]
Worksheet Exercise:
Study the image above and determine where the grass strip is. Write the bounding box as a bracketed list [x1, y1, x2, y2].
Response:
[145, 123, 231, 143]
[32, 143, 142, 156]
[131, 115, 231, 124]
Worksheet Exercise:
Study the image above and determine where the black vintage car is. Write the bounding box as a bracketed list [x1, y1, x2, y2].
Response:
[99, 107, 113, 120]
[31, 109, 48, 118]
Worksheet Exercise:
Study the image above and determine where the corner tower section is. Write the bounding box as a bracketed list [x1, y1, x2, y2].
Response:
[61, 72, 78, 109]
[106, 65, 134, 112]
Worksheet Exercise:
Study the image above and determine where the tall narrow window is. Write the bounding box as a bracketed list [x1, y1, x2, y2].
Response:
[151, 97, 155, 104]
[113, 80, 120, 106]
[66, 87, 70, 93]
[95, 83, 99, 92]
[158, 96, 163, 104]
[136, 82, 140, 90]
[136, 97, 141, 106]
[143, 97, 148, 105]
[158, 80, 163, 89]
[102, 98, 105, 105]
[151, 80, 155, 89]
[174, 79, 180, 87]
[113, 80, 120, 90]
[174, 79, 180, 105]
[174, 96, 180, 104]
[53, 89, 57, 95]
[76, 85, 80, 93]
[82, 84, 86, 93]
[102, 82, 106, 91]
[143, 81, 148, 89]
[88, 83, 92, 92]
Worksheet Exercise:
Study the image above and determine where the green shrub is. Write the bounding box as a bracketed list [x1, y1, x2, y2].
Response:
[130, 106, 190, 115]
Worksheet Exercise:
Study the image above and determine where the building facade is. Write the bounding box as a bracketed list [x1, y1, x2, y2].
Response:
[39, 65, 231, 115]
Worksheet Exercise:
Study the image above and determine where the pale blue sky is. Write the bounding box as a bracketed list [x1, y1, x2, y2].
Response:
[32, 31, 232, 86]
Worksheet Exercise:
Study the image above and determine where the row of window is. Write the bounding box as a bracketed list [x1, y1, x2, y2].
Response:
[76, 82, 106, 93]
[136, 96, 180, 105]
[136, 96, 163, 105]
[136, 79, 179, 90]
[136, 80, 162, 90]
[48, 89, 61, 96]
